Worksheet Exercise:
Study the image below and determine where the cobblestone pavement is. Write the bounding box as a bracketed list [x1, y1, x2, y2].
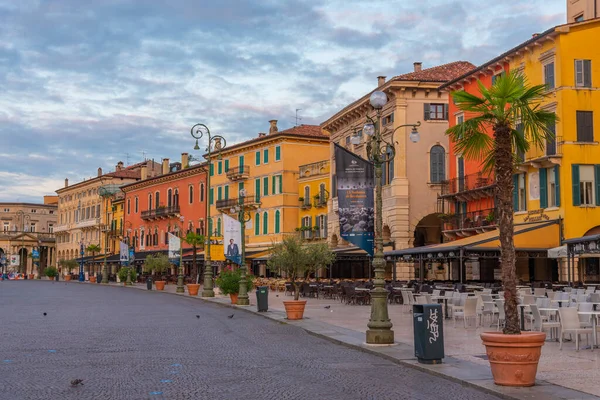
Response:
[0, 281, 501, 400]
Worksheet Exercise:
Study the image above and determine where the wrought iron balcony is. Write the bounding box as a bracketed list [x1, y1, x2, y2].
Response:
[141, 205, 180, 220]
[215, 195, 261, 211]
[226, 165, 250, 181]
[313, 193, 329, 208]
[440, 207, 497, 238]
[439, 172, 495, 201]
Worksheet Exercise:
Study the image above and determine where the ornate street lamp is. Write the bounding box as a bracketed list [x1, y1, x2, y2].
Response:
[358, 90, 420, 345]
[191, 123, 226, 297]
[229, 189, 253, 306]
[176, 215, 185, 293]
[79, 241, 85, 282]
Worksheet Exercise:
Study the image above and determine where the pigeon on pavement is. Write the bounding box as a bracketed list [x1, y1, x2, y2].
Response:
[227, 314, 234, 319]
[324, 305, 331, 309]
[196, 315, 200, 319]
[70, 379, 84, 386]
[43, 312, 47, 316]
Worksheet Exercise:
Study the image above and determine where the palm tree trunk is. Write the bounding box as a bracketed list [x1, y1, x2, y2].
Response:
[494, 123, 520, 334]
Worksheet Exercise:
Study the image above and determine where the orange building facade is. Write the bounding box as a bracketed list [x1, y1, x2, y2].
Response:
[121, 155, 207, 258]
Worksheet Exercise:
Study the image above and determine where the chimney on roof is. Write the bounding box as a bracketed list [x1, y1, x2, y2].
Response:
[414, 62, 422, 72]
[141, 164, 148, 180]
[116, 161, 124, 171]
[269, 120, 278, 134]
[162, 158, 170, 175]
[258, 132, 266, 138]
[64, 178, 69, 188]
[181, 153, 189, 168]
[532, 33, 539, 38]
[377, 76, 386, 86]
[97, 167, 102, 177]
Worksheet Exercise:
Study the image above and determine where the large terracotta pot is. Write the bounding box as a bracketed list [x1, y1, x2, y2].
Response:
[481, 331, 546, 387]
[89, 276, 97, 283]
[283, 300, 307, 320]
[187, 284, 200, 296]
[28, 274, 34, 280]
[64, 275, 72, 281]
[230, 293, 238, 304]
[155, 281, 166, 291]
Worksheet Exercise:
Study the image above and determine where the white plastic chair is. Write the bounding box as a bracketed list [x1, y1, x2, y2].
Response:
[530, 304, 560, 339]
[558, 307, 592, 351]
[454, 297, 479, 328]
[578, 302, 594, 328]
[494, 299, 505, 330]
[534, 288, 546, 297]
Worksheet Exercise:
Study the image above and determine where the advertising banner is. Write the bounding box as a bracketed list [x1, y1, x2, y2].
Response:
[10, 255, 19, 266]
[223, 214, 242, 265]
[168, 233, 181, 265]
[119, 241, 129, 266]
[334, 143, 375, 256]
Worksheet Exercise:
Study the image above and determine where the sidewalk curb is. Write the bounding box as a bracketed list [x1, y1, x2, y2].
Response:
[59, 281, 598, 400]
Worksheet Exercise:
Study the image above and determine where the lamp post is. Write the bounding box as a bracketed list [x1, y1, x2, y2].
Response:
[176, 216, 185, 293]
[125, 224, 133, 285]
[79, 241, 85, 282]
[16, 210, 29, 275]
[191, 123, 226, 297]
[101, 195, 109, 284]
[359, 90, 421, 345]
[230, 189, 252, 306]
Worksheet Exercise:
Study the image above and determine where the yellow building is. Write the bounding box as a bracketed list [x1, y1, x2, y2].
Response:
[297, 160, 329, 241]
[442, 18, 600, 282]
[204, 121, 329, 274]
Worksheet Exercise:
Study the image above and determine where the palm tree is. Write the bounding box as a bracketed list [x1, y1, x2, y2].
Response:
[86, 244, 101, 275]
[448, 71, 557, 334]
[184, 232, 205, 284]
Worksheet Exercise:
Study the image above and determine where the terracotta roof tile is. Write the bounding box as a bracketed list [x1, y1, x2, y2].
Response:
[105, 170, 141, 179]
[392, 61, 476, 82]
[219, 124, 328, 154]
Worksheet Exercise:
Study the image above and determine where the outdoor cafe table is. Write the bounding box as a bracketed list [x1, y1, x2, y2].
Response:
[551, 299, 571, 307]
[578, 311, 600, 350]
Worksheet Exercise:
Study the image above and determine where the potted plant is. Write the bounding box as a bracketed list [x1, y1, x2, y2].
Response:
[59, 259, 78, 281]
[184, 232, 205, 296]
[298, 197, 304, 202]
[449, 71, 556, 386]
[267, 236, 335, 320]
[215, 266, 254, 303]
[144, 253, 170, 290]
[117, 267, 130, 286]
[484, 211, 495, 225]
[44, 266, 58, 280]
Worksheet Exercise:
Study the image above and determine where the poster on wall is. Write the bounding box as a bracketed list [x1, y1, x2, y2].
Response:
[334, 143, 375, 256]
[223, 214, 242, 265]
[10, 255, 19, 266]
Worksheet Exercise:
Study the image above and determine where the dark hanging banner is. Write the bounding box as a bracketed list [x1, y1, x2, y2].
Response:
[334, 143, 375, 256]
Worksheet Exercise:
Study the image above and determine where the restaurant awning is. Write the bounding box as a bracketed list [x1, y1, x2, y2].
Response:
[548, 245, 567, 259]
[386, 220, 561, 260]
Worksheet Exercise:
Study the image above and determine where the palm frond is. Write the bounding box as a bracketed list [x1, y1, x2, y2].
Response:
[447, 116, 493, 162]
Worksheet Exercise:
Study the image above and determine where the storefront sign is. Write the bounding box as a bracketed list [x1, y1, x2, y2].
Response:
[523, 209, 550, 222]
[334, 144, 374, 256]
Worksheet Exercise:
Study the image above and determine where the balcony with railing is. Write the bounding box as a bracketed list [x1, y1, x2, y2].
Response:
[440, 207, 497, 238]
[74, 218, 100, 230]
[519, 136, 563, 169]
[53, 224, 71, 233]
[216, 195, 261, 211]
[226, 165, 250, 181]
[439, 172, 495, 201]
[299, 160, 330, 178]
[313, 192, 329, 208]
[141, 205, 181, 220]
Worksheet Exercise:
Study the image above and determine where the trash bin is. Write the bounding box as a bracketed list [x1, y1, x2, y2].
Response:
[146, 277, 152, 290]
[413, 304, 444, 364]
[55, 274, 59, 281]
[97, 274, 102, 283]
[256, 286, 268, 312]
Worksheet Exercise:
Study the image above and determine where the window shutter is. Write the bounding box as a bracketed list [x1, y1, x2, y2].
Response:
[584, 60, 592, 88]
[255, 213, 260, 235]
[224, 159, 229, 172]
[224, 185, 229, 200]
[539, 168, 548, 209]
[577, 111, 594, 142]
[275, 146, 281, 161]
[263, 177, 268, 196]
[263, 212, 268, 235]
[424, 103, 430, 121]
[255, 151, 260, 165]
[272, 176, 276, 195]
[443, 104, 449, 120]
[255, 179, 261, 201]
[209, 163, 214, 176]
[548, 63, 555, 89]
[324, 215, 328, 237]
[554, 166, 561, 207]
[239, 155, 244, 168]
[264, 149, 269, 163]
[513, 175, 519, 210]
[595, 165, 600, 206]
[572, 164, 581, 206]
[209, 188, 214, 205]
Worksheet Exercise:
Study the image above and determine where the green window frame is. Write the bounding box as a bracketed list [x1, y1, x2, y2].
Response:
[275, 210, 280, 233]
[209, 188, 214, 205]
[263, 148, 269, 163]
[255, 151, 261, 165]
[263, 211, 268, 235]
[275, 146, 281, 161]
[217, 218, 222, 236]
[218, 161, 222, 175]
[209, 163, 214, 176]
[224, 159, 229, 172]
[217, 186, 222, 201]
[263, 177, 268, 196]
[255, 178, 261, 201]
[254, 213, 260, 235]
[540, 168, 548, 209]
[224, 185, 229, 200]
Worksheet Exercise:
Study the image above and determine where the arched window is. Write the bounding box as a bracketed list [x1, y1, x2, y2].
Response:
[127, 199, 131, 214]
[153, 228, 158, 246]
[134, 197, 138, 213]
[155, 191, 160, 209]
[275, 210, 281, 234]
[430, 145, 445, 183]
[167, 189, 172, 207]
[254, 213, 260, 235]
[148, 194, 153, 210]
[200, 183, 205, 202]
[263, 211, 268, 235]
[189, 185, 194, 204]
[174, 189, 179, 207]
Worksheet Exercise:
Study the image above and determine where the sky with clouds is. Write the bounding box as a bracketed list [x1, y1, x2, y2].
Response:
[0, 0, 566, 203]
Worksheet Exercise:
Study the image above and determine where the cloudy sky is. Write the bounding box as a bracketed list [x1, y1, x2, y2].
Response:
[0, 0, 565, 203]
